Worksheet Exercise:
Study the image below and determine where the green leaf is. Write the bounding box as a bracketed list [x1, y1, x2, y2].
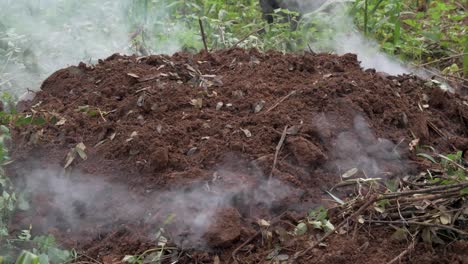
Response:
[122, 255, 138, 264]
[31, 117, 46, 126]
[322, 220, 335, 232]
[14, 116, 32, 126]
[463, 36, 468, 77]
[390, 228, 407, 241]
[460, 187, 468, 196]
[15, 251, 39, 264]
[309, 220, 322, 229]
[417, 153, 436, 163]
[294, 223, 308, 236]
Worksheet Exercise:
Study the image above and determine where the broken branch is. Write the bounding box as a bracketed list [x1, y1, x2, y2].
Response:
[198, 18, 208, 53]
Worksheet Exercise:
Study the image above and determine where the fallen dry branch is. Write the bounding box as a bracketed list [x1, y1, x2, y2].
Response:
[269, 125, 288, 180]
[380, 182, 468, 199]
[365, 220, 468, 236]
[198, 18, 208, 53]
[290, 180, 468, 263]
[263, 90, 297, 114]
[386, 238, 416, 264]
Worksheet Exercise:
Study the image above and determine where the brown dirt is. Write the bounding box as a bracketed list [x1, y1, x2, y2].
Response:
[7, 48, 468, 263]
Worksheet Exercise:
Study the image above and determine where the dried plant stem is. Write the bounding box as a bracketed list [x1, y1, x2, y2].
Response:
[270, 125, 288, 180]
[198, 18, 208, 53]
[386, 239, 415, 264]
[364, 220, 468, 236]
[381, 182, 468, 199]
[264, 90, 297, 114]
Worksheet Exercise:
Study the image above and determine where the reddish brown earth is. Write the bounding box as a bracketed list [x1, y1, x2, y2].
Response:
[7, 48, 468, 263]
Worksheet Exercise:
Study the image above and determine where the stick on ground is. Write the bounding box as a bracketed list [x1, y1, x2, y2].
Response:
[270, 125, 288, 180]
[198, 18, 208, 52]
[264, 90, 297, 114]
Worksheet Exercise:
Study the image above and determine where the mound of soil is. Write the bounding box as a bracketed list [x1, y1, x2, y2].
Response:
[8, 48, 468, 263]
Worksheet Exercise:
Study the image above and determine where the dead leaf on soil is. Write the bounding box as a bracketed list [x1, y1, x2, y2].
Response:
[253, 100, 265, 113]
[75, 142, 87, 160]
[241, 128, 252, 138]
[216, 102, 223, 111]
[357, 215, 365, 224]
[64, 142, 87, 169]
[390, 228, 408, 241]
[190, 98, 203, 109]
[64, 150, 75, 169]
[439, 212, 451, 225]
[56, 117, 67, 126]
[126, 131, 138, 142]
[127, 73, 140, 78]
[286, 125, 301, 135]
[258, 219, 271, 227]
[187, 147, 198, 156]
[342, 168, 358, 179]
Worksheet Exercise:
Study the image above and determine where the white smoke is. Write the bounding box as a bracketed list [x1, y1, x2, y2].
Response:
[327, 115, 406, 179]
[298, 0, 414, 75]
[0, 0, 187, 96]
[17, 155, 295, 249]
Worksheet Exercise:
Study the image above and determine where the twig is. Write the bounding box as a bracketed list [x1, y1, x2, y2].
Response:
[381, 182, 468, 199]
[264, 90, 297, 114]
[307, 44, 315, 54]
[198, 18, 208, 53]
[231, 27, 265, 48]
[418, 53, 468, 67]
[427, 121, 456, 150]
[397, 191, 461, 203]
[364, 220, 468, 236]
[270, 126, 288, 180]
[386, 238, 416, 264]
[231, 231, 260, 264]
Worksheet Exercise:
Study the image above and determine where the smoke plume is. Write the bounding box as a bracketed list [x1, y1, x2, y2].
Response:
[17, 156, 295, 249]
[0, 0, 187, 97]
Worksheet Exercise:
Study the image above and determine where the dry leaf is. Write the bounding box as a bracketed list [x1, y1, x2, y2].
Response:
[357, 215, 365, 224]
[127, 73, 140, 78]
[64, 150, 75, 169]
[286, 125, 301, 135]
[258, 219, 270, 227]
[216, 102, 223, 111]
[75, 142, 87, 160]
[409, 138, 420, 151]
[190, 98, 203, 109]
[56, 118, 67, 126]
[253, 100, 265, 113]
[241, 128, 252, 138]
[342, 168, 358, 178]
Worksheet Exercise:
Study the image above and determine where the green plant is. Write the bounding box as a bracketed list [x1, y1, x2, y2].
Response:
[123, 214, 176, 264]
[294, 206, 335, 236]
[353, 0, 467, 74]
[0, 124, 14, 238]
[1, 229, 75, 264]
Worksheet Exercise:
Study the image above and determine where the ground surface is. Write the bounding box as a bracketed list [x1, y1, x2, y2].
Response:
[8, 48, 468, 263]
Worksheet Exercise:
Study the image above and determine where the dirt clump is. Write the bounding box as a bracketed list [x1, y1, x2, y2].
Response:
[203, 207, 242, 248]
[8, 48, 468, 263]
